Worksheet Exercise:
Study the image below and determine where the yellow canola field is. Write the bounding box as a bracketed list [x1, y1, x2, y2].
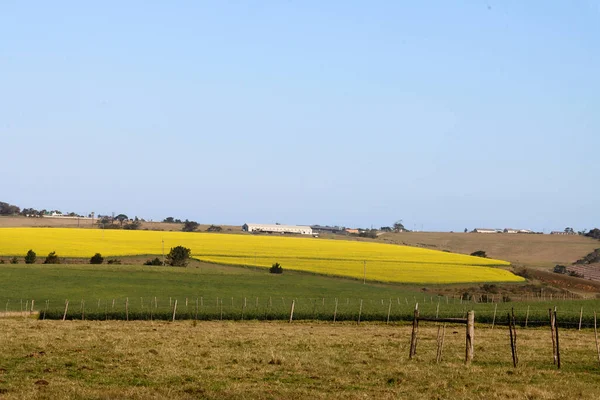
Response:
[0, 228, 522, 284]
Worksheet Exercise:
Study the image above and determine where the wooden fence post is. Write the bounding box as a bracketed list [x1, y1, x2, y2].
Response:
[594, 311, 600, 366]
[549, 309, 557, 365]
[62, 300, 69, 321]
[579, 307, 583, 331]
[525, 306, 529, 328]
[436, 323, 446, 363]
[357, 299, 363, 325]
[289, 299, 295, 323]
[172, 299, 178, 322]
[554, 308, 561, 369]
[409, 303, 419, 359]
[333, 298, 338, 323]
[126, 297, 129, 321]
[508, 312, 518, 367]
[492, 303, 497, 330]
[387, 299, 392, 324]
[466, 311, 474, 364]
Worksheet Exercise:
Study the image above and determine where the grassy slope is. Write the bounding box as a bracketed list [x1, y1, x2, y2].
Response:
[2, 263, 599, 325]
[1, 319, 600, 399]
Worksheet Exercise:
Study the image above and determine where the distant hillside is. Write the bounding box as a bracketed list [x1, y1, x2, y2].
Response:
[0, 216, 241, 233]
[375, 231, 599, 268]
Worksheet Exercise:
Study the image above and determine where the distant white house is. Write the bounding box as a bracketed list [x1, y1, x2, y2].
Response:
[473, 228, 500, 234]
[504, 228, 520, 234]
[242, 223, 313, 235]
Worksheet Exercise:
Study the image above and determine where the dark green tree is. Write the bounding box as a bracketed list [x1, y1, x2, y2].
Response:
[166, 246, 191, 267]
[90, 253, 104, 264]
[269, 262, 283, 274]
[114, 214, 129, 227]
[44, 251, 61, 264]
[182, 220, 199, 232]
[470, 250, 487, 258]
[24, 249, 36, 264]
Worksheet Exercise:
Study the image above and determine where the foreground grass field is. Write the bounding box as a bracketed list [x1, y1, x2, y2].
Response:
[0, 228, 521, 284]
[1, 319, 600, 399]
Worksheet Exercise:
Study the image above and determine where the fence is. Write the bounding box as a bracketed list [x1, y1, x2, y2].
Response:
[2, 296, 600, 327]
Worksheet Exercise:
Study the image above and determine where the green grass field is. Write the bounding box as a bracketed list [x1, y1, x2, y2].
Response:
[1, 263, 600, 326]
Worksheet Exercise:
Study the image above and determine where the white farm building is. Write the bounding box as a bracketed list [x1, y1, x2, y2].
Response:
[242, 223, 313, 235]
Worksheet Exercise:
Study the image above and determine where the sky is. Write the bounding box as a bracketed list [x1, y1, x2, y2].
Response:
[1, 1, 599, 232]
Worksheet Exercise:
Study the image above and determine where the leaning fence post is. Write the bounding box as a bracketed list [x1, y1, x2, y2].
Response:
[386, 299, 392, 324]
[172, 299, 178, 322]
[126, 297, 129, 321]
[491, 303, 498, 330]
[525, 306, 529, 328]
[62, 300, 69, 321]
[289, 299, 295, 323]
[579, 307, 583, 331]
[466, 311, 474, 364]
[409, 303, 419, 359]
[436, 323, 446, 363]
[509, 312, 517, 367]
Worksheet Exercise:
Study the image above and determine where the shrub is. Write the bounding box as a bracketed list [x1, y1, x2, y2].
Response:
[568, 270, 584, 278]
[24, 249, 37, 264]
[90, 253, 104, 264]
[270, 262, 283, 274]
[207, 225, 222, 232]
[144, 257, 163, 266]
[166, 246, 191, 267]
[10, 256, 18, 264]
[553, 265, 567, 274]
[43, 251, 60, 264]
[470, 250, 487, 258]
[106, 259, 121, 265]
[0, 259, 4, 264]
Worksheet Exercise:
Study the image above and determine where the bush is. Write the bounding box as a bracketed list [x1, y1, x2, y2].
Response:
[24, 249, 37, 264]
[270, 262, 283, 274]
[207, 225, 222, 232]
[470, 250, 487, 258]
[0, 259, 4, 264]
[43, 251, 60, 264]
[90, 253, 104, 264]
[166, 246, 191, 267]
[106, 259, 121, 265]
[553, 265, 567, 274]
[144, 257, 163, 266]
[10, 256, 18, 264]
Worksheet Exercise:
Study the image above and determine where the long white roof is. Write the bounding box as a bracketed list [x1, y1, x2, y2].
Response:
[245, 223, 312, 230]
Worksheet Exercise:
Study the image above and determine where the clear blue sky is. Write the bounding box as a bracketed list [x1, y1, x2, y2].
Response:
[1, 1, 598, 232]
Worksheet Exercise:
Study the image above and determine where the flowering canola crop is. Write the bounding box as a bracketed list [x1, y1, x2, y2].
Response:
[0, 228, 523, 284]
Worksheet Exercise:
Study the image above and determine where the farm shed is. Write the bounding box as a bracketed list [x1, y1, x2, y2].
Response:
[473, 228, 500, 234]
[242, 223, 313, 235]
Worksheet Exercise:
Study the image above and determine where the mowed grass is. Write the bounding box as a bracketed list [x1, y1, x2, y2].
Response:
[0, 228, 522, 284]
[1, 319, 600, 399]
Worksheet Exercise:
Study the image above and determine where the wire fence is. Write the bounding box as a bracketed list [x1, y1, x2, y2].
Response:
[3, 295, 600, 328]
